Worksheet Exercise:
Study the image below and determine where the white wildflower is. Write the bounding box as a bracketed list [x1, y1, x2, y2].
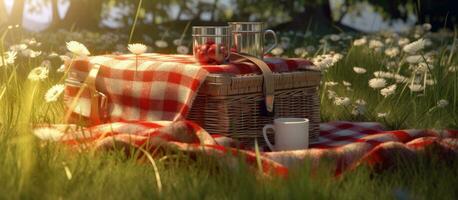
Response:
[422, 23, 432, 31]
[408, 84, 424, 92]
[394, 74, 408, 83]
[385, 38, 394, 44]
[406, 55, 423, 64]
[48, 52, 59, 58]
[57, 64, 66, 73]
[380, 84, 397, 97]
[128, 43, 147, 55]
[155, 40, 168, 48]
[33, 127, 64, 141]
[373, 71, 395, 79]
[425, 79, 435, 86]
[173, 39, 182, 46]
[327, 90, 337, 99]
[369, 40, 384, 49]
[0, 51, 17, 66]
[343, 81, 351, 87]
[437, 99, 449, 108]
[332, 53, 343, 63]
[377, 112, 388, 118]
[353, 67, 367, 74]
[45, 84, 65, 103]
[352, 100, 367, 116]
[66, 41, 90, 56]
[398, 38, 410, 46]
[325, 81, 338, 87]
[416, 62, 434, 72]
[28, 67, 49, 81]
[403, 39, 425, 54]
[333, 97, 351, 106]
[177, 45, 189, 54]
[353, 37, 367, 46]
[294, 47, 307, 57]
[22, 49, 42, 58]
[329, 34, 341, 41]
[368, 78, 387, 89]
[10, 44, 28, 51]
[312, 55, 334, 70]
[271, 47, 284, 56]
[384, 47, 399, 58]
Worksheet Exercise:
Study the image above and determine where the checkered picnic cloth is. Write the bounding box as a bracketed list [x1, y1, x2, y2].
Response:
[35, 121, 458, 177]
[65, 53, 313, 123]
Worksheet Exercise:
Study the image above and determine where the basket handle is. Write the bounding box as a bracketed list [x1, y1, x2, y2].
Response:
[230, 53, 275, 112]
[64, 61, 107, 125]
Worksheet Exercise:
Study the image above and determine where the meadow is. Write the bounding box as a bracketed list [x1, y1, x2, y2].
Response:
[0, 24, 457, 199]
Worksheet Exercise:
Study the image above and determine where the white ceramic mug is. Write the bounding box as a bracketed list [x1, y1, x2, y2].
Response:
[262, 118, 309, 151]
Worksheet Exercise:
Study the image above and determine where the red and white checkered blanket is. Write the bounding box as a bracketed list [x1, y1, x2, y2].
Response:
[65, 53, 313, 122]
[58, 54, 457, 176]
[35, 121, 458, 177]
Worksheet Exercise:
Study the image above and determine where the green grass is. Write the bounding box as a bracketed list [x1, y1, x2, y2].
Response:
[1, 25, 458, 199]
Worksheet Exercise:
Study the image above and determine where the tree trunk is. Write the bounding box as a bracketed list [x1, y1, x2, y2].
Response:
[60, 0, 103, 30]
[0, 0, 7, 25]
[8, 0, 25, 26]
[49, 0, 61, 29]
[273, 1, 358, 34]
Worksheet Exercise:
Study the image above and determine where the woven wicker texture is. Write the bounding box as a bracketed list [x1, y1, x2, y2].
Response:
[188, 70, 321, 147]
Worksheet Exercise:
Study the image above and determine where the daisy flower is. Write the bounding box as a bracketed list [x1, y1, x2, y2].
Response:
[155, 40, 168, 48]
[271, 47, 284, 56]
[325, 81, 338, 87]
[0, 51, 17, 66]
[57, 64, 66, 73]
[369, 40, 384, 49]
[329, 34, 341, 41]
[437, 99, 449, 108]
[128, 43, 147, 55]
[408, 84, 424, 92]
[66, 41, 90, 57]
[45, 84, 65, 103]
[353, 67, 367, 74]
[327, 90, 337, 99]
[22, 49, 42, 58]
[177, 45, 189, 54]
[28, 66, 49, 81]
[294, 47, 307, 57]
[398, 38, 410, 46]
[173, 39, 182, 46]
[373, 71, 395, 79]
[406, 55, 423, 64]
[380, 84, 397, 97]
[368, 78, 387, 89]
[377, 112, 388, 118]
[343, 81, 352, 87]
[384, 47, 399, 58]
[353, 37, 367, 46]
[403, 39, 425, 54]
[422, 23, 432, 31]
[10, 44, 28, 51]
[333, 97, 351, 106]
[33, 127, 64, 141]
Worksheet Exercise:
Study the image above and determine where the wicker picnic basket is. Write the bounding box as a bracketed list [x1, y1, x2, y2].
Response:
[187, 69, 321, 147]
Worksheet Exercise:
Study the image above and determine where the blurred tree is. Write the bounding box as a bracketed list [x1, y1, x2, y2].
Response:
[0, 0, 7, 26]
[49, 0, 104, 30]
[350, 0, 457, 30]
[49, 0, 61, 28]
[8, 0, 25, 26]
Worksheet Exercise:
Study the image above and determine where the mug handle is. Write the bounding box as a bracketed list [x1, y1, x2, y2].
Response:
[263, 29, 278, 56]
[262, 124, 275, 151]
